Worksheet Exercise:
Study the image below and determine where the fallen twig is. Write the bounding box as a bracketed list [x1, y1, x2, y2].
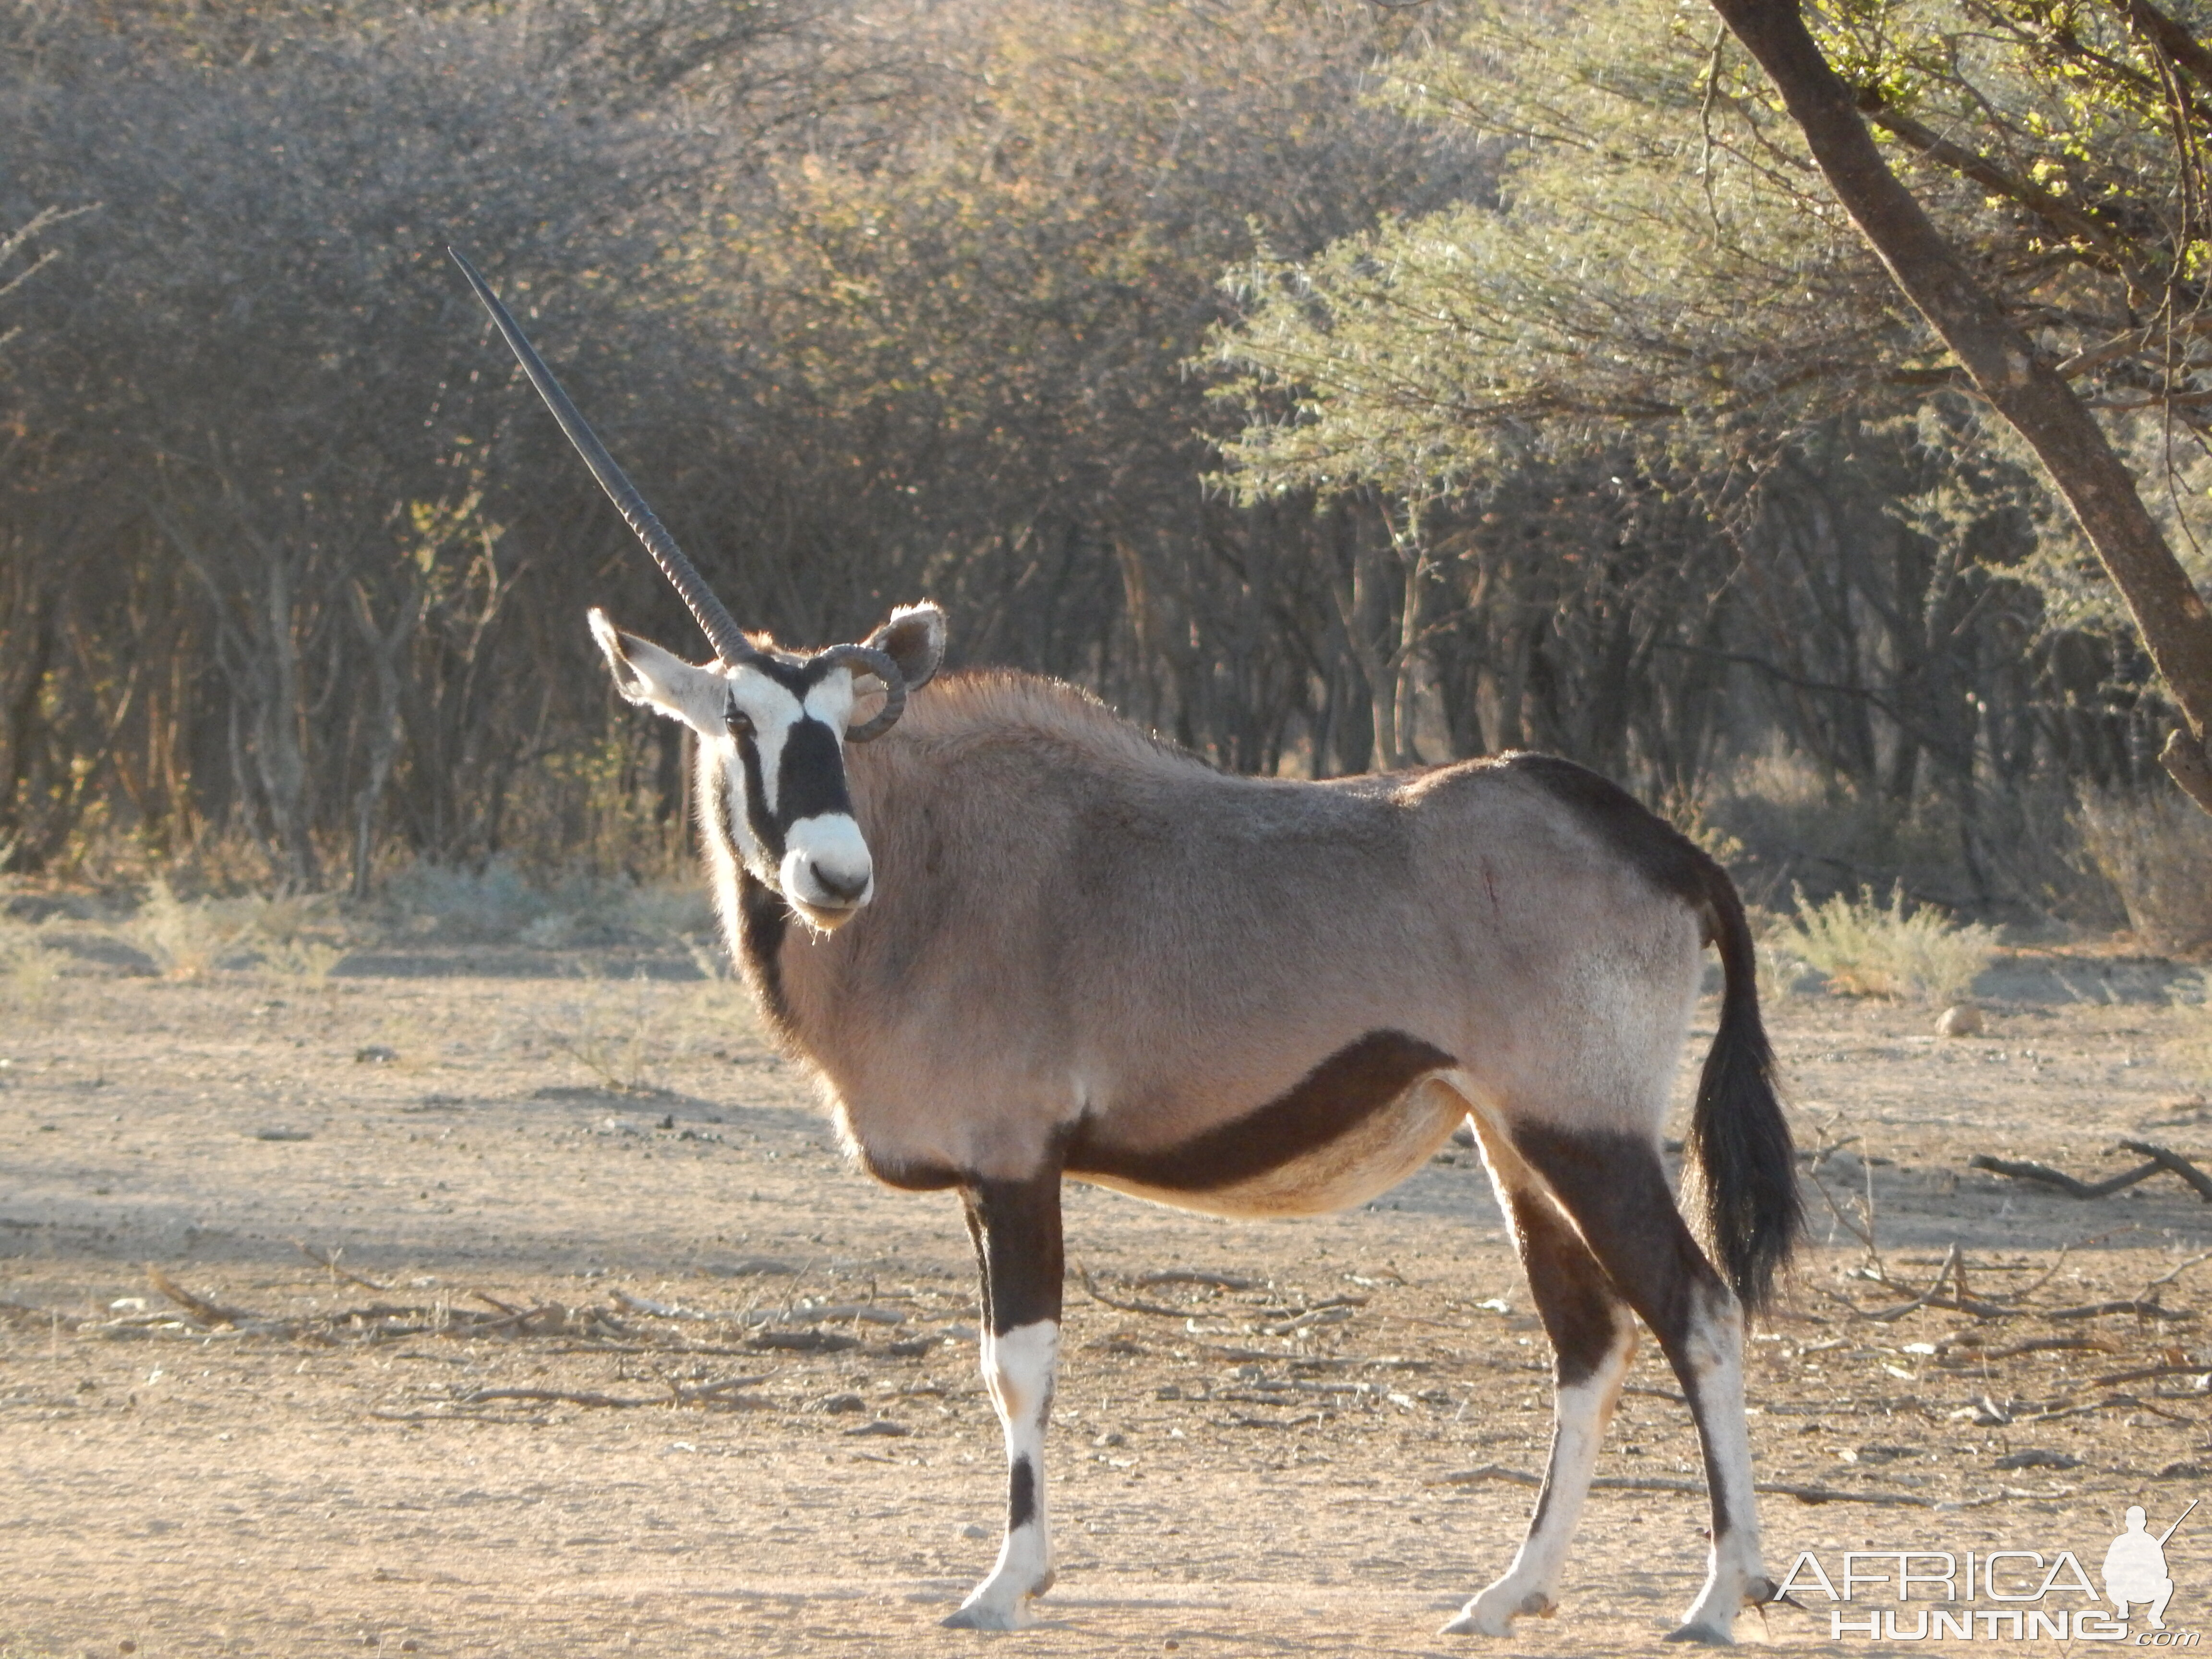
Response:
[2118, 1142, 2212, 1204]
[2147, 1250, 2212, 1291]
[1969, 1153, 2161, 1199]
[145, 1264, 254, 1329]
[1946, 1335, 2117, 1363]
[1078, 1267, 1191, 1319]
[1138, 1269, 1262, 1291]
[295, 1241, 390, 1294]
[674, 1375, 772, 1404]
[459, 1386, 651, 1408]
[2091, 1362, 2209, 1388]
[749, 1328, 862, 1353]
[2044, 1299, 2194, 1322]
[1859, 1244, 1960, 1322]
[368, 1409, 518, 1424]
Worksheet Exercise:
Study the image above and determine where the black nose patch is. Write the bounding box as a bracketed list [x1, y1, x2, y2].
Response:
[775, 718, 854, 830]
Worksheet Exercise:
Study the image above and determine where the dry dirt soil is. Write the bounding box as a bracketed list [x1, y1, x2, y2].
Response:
[4, 938, 2212, 1658]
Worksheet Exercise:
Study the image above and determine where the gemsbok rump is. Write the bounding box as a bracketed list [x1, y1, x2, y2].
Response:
[453, 250, 1804, 1642]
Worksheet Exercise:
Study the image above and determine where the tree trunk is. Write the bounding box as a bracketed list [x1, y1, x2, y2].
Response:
[348, 574, 425, 901]
[1707, 0, 2212, 814]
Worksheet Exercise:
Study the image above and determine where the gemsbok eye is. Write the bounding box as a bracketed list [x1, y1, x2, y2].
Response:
[726, 708, 755, 739]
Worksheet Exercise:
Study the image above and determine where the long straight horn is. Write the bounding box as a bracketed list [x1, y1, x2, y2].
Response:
[449, 248, 755, 669]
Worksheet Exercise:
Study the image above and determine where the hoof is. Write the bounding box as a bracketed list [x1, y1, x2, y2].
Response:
[1663, 1622, 1735, 1646]
[1443, 1589, 1551, 1636]
[942, 1600, 1035, 1632]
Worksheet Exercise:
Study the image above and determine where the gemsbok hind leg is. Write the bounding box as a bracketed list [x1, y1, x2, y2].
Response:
[1514, 1126, 1774, 1645]
[1445, 1164, 1638, 1636]
[943, 1169, 1063, 1630]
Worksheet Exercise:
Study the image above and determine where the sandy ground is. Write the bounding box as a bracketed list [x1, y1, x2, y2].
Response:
[3, 939, 2211, 1658]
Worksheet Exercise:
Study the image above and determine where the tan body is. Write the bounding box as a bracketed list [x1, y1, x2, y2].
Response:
[745, 673, 1703, 1210]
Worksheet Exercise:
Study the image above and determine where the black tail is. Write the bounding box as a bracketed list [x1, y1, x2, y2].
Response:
[1686, 860, 1802, 1315]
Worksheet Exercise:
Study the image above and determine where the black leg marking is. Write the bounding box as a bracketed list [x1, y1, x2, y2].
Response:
[1008, 1457, 1038, 1531]
[1502, 1180, 1635, 1542]
[946, 1164, 1065, 1627]
[1512, 1125, 1741, 1541]
[962, 1168, 1065, 1336]
[1506, 1182, 1627, 1390]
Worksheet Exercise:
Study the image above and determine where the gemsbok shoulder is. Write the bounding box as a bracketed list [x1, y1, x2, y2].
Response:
[452, 250, 1803, 1643]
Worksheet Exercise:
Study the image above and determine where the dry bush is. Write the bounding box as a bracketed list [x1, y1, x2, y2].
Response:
[125, 878, 248, 979]
[0, 913, 61, 1010]
[382, 858, 712, 948]
[1776, 885, 1998, 1003]
[2078, 791, 2212, 957]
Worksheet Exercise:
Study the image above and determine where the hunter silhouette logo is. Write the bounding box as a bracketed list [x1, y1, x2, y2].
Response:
[2106, 1501, 2195, 1632]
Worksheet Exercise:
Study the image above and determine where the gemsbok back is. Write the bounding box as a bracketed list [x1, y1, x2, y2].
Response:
[453, 250, 1804, 1643]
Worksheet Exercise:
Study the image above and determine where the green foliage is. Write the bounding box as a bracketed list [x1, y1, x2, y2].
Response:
[1212, 0, 2212, 512]
[1211, 0, 1915, 499]
[1778, 883, 1999, 1001]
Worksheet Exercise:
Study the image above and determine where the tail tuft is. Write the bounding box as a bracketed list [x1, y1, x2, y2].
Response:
[1686, 861, 1803, 1315]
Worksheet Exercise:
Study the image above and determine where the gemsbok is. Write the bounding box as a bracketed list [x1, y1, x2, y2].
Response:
[452, 250, 1803, 1643]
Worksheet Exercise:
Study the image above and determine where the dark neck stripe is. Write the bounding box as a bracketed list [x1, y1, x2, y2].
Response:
[735, 867, 795, 1038]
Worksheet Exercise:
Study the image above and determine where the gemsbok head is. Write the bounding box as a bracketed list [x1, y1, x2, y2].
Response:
[454, 249, 1803, 1645]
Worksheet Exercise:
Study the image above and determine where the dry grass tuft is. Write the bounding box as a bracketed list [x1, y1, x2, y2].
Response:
[1776, 884, 1998, 1003]
[0, 911, 61, 1010]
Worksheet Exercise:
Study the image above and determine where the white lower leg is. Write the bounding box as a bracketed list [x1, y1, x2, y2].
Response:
[1448, 1326, 1634, 1635]
[946, 1320, 1058, 1630]
[1670, 1291, 1769, 1644]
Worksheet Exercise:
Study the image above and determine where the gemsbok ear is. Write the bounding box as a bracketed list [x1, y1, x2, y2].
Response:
[866, 602, 947, 694]
[588, 608, 729, 734]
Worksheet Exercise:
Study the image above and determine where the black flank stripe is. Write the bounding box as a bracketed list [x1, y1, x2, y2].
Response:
[1067, 1030, 1454, 1192]
[1007, 1457, 1038, 1532]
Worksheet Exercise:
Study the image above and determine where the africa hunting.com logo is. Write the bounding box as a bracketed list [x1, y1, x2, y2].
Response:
[1778, 1499, 2198, 1642]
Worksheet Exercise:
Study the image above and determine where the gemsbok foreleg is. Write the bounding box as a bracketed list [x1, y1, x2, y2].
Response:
[1445, 1169, 1638, 1636]
[1514, 1126, 1774, 1645]
[943, 1168, 1064, 1630]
